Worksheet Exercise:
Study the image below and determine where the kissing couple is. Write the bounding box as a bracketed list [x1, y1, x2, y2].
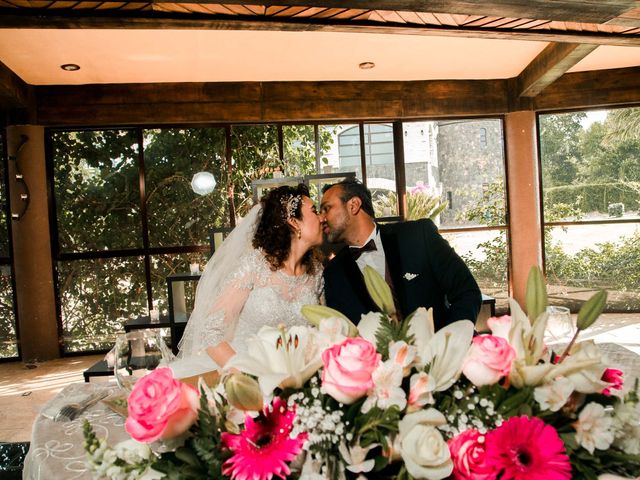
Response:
[172, 179, 480, 376]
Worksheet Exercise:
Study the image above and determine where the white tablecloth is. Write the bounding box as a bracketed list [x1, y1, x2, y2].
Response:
[23, 383, 127, 480]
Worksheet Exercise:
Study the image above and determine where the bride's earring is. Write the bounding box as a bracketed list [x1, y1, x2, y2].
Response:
[296, 229, 302, 239]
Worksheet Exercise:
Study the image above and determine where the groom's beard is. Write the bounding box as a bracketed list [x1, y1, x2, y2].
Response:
[324, 216, 348, 244]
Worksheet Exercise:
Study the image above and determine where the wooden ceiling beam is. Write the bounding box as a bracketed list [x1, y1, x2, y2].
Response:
[34, 79, 510, 126]
[516, 43, 598, 98]
[534, 66, 640, 111]
[148, 1, 637, 24]
[31, 66, 640, 126]
[1, 14, 638, 47]
[0, 62, 35, 110]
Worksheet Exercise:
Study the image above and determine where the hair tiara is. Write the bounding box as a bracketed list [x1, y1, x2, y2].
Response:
[280, 194, 302, 221]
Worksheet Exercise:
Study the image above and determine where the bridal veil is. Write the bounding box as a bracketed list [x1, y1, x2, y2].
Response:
[176, 204, 262, 363]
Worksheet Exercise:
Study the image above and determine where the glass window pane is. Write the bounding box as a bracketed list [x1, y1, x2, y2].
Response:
[365, 123, 394, 166]
[58, 257, 147, 353]
[329, 124, 362, 178]
[402, 121, 447, 221]
[0, 133, 17, 359]
[150, 252, 208, 316]
[0, 264, 17, 358]
[545, 224, 640, 312]
[540, 109, 640, 222]
[282, 125, 317, 177]
[231, 125, 279, 217]
[52, 129, 141, 252]
[442, 230, 509, 314]
[540, 107, 640, 314]
[366, 123, 397, 218]
[436, 119, 506, 228]
[144, 128, 229, 248]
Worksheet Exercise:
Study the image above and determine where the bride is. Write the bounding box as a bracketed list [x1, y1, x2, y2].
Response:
[171, 184, 324, 377]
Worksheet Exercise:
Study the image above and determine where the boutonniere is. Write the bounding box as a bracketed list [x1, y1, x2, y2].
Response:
[403, 272, 419, 281]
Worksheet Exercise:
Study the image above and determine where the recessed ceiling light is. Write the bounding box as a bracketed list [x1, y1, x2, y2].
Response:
[60, 64, 80, 72]
[359, 62, 375, 70]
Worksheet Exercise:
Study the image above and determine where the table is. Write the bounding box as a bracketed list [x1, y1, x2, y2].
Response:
[23, 383, 127, 480]
[83, 316, 171, 382]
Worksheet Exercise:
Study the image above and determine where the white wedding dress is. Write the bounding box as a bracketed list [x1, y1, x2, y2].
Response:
[169, 205, 324, 378]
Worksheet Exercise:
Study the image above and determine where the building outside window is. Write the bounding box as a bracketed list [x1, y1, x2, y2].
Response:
[406, 118, 510, 313]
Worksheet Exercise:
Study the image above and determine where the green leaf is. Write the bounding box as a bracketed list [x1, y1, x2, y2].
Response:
[576, 290, 607, 331]
[525, 266, 547, 324]
[560, 432, 578, 450]
[175, 447, 201, 467]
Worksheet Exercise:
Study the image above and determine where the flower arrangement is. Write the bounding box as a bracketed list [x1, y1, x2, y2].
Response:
[84, 266, 640, 480]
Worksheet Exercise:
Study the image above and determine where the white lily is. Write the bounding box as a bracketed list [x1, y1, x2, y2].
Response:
[316, 317, 350, 349]
[338, 442, 379, 473]
[510, 360, 556, 389]
[226, 325, 323, 395]
[547, 340, 608, 393]
[407, 371, 436, 410]
[361, 360, 407, 413]
[409, 308, 474, 392]
[534, 376, 575, 412]
[389, 340, 417, 371]
[487, 300, 550, 388]
[357, 311, 385, 346]
[302, 304, 359, 337]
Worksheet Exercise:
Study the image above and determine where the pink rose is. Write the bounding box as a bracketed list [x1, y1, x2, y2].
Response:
[462, 335, 515, 386]
[321, 337, 381, 404]
[601, 368, 624, 396]
[448, 429, 496, 480]
[125, 367, 200, 443]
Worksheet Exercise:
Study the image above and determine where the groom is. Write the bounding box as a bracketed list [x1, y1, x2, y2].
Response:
[320, 179, 481, 332]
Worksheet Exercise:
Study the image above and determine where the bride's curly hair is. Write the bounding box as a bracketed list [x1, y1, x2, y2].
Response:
[252, 183, 321, 274]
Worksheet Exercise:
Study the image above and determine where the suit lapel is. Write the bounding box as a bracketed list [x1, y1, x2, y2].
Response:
[379, 225, 408, 313]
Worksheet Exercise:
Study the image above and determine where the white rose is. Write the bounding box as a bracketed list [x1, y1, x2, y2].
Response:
[398, 409, 453, 480]
[574, 402, 614, 454]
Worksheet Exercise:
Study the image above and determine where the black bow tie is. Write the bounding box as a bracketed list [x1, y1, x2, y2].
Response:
[350, 239, 377, 261]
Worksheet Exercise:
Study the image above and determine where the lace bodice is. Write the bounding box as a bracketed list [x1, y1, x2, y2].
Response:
[184, 249, 323, 356]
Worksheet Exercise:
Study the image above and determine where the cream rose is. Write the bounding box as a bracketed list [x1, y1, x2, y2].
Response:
[398, 409, 453, 480]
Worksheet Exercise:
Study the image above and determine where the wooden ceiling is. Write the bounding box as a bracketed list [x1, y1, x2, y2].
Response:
[1, 1, 639, 125]
[1, 1, 639, 45]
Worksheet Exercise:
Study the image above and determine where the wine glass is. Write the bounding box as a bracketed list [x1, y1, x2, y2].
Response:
[114, 330, 172, 393]
[544, 305, 575, 345]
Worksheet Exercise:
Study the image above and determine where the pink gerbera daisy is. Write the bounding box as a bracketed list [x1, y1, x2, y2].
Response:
[221, 397, 307, 480]
[485, 416, 571, 480]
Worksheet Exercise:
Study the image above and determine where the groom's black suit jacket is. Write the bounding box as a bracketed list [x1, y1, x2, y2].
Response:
[323, 219, 481, 332]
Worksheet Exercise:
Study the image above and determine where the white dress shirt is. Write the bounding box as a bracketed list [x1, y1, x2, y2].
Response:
[350, 226, 386, 279]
